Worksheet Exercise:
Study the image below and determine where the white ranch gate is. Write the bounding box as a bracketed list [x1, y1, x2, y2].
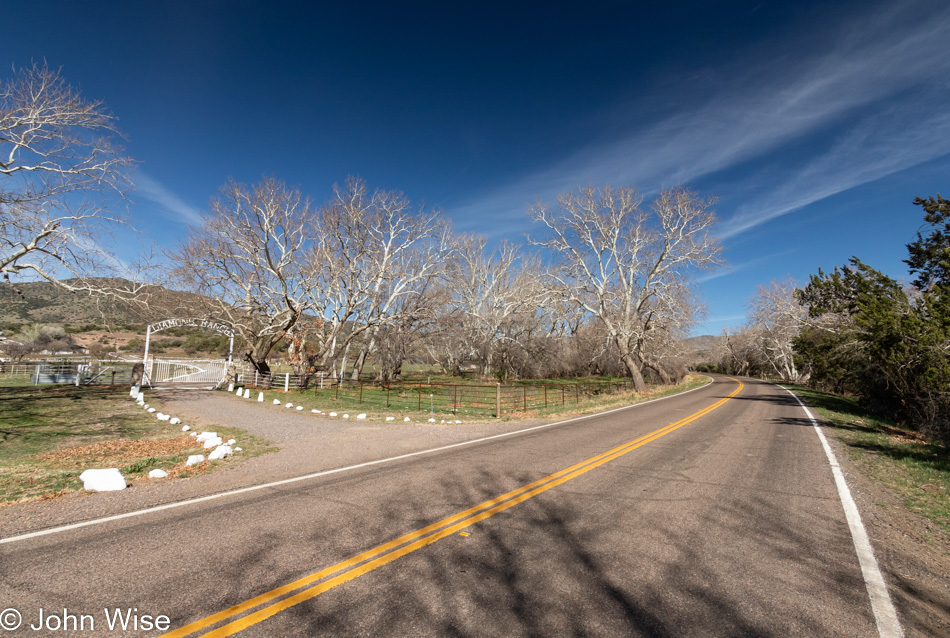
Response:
[149, 359, 229, 387]
[138, 318, 235, 390]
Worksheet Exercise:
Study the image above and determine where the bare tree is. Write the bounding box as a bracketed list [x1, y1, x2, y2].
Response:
[445, 236, 547, 379]
[746, 279, 807, 382]
[343, 182, 453, 381]
[1, 62, 137, 290]
[530, 185, 720, 391]
[170, 178, 315, 380]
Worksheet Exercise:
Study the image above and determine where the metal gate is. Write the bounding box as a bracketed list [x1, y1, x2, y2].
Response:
[148, 359, 228, 387]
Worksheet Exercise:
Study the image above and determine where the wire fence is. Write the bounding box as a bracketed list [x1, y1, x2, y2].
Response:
[236, 372, 636, 417]
[2, 359, 637, 418]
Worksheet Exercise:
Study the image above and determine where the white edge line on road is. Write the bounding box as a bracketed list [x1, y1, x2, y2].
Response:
[1, 378, 716, 546]
[780, 385, 904, 638]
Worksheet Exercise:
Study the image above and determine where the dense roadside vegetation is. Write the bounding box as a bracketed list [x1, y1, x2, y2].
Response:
[699, 194, 950, 444]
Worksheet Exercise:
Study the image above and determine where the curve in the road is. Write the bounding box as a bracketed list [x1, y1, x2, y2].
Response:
[161, 379, 745, 638]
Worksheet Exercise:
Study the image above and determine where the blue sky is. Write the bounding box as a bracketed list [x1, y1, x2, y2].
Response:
[9, 0, 950, 335]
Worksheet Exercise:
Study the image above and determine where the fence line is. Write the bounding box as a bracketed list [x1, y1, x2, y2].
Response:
[0, 360, 139, 386]
[235, 373, 634, 416]
[2, 359, 637, 416]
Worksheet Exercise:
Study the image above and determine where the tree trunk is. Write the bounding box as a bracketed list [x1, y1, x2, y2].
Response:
[350, 334, 376, 382]
[644, 358, 673, 385]
[620, 352, 647, 392]
[245, 351, 273, 387]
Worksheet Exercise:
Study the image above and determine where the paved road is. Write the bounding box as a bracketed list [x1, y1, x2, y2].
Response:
[0, 377, 887, 636]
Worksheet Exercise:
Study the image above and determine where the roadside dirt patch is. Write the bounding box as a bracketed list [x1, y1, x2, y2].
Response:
[836, 438, 950, 637]
[39, 436, 198, 466]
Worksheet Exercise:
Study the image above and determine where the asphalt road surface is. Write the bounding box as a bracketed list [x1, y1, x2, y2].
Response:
[0, 377, 893, 637]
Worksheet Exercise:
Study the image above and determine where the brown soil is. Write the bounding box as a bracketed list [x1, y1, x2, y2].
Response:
[39, 435, 199, 466]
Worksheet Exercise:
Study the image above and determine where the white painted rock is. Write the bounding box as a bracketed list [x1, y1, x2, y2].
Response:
[285, 402, 294, 408]
[137, 392, 145, 401]
[441, 420, 445, 424]
[455, 420, 462, 424]
[234, 447, 242, 452]
[186, 454, 205, 466]
[79, 468, 126, 492]
[208, 445, 233, 460]
[357, 413, 366, 420]
[195, 432, 218, 443]
[181, 425, 191, 432]
[235, 386, 243, 395]
[227, 438, 236, 445]
[147, 408, 156, 413]
[296, 405, 303, 411]
[227, 383, 234, 392]
[329, 412, 338, 417]
[343, 414, 350, 419]
[148, 469, 168, 479]
[202, 436, 224, 449]
[158, 414, 171, 421]
[136, 400, 145, 406]
[189, 432, 198, 437]
[385, 416, 395, 422]
[170, 417, 181, 425]
[244, 389, 251, 399]
[142, 404, 149, 409]
[311, 409, 319, 414]
[273, 399, 281, 405]
[258, 392, 264, 402]
[404, 417, 411, 422]
[428, 418, 436, 423]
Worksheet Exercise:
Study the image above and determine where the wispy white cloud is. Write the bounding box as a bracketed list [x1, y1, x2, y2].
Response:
[134, 172, 205, 226]
[696, 250, 798, 283]
[449, 0, 950, 239]
[719, 100, 950, 238]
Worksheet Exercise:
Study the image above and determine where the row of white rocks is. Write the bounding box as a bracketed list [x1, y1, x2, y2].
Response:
[227, 383, 463, 425]
[76, 392, 244, 492]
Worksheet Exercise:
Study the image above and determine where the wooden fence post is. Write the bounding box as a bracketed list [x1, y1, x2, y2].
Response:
[495, 383, 501, 418]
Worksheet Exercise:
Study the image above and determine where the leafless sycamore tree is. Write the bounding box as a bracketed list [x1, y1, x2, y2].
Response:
[0, 62, 140, 294]
[530, 185, 720, 391]
[746, 278, 807, 382]
[170, 178, 316, 379]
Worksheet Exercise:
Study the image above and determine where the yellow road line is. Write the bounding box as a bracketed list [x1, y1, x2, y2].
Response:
[162, 379, 743, 638]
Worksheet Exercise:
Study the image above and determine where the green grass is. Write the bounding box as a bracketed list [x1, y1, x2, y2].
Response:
[0, 385, 273, 504]
[789, 385, 950, 536]
[240, 374, 708, 422]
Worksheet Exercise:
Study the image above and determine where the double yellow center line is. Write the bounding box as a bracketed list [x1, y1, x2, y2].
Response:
[163, 378, 743, 637]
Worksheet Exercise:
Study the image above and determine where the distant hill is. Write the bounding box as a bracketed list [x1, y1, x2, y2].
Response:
[0, 279, 206, 329]
[680, 334, 724, 363]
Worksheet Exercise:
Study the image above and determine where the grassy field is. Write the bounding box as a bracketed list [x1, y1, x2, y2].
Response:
[0, 385, 271, 504]
[790, 385, 950, 536]
[250, 374, 707, 422]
